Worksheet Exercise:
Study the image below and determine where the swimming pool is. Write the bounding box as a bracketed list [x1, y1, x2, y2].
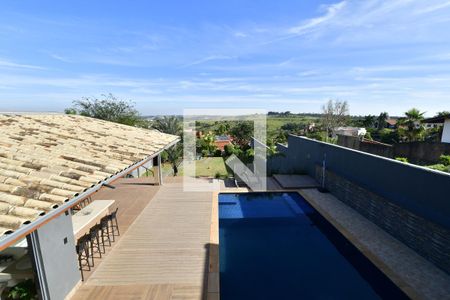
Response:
[219, 192, 408, 300]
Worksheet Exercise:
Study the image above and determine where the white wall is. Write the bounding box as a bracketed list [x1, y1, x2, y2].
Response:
[442, 119, 450, 143]
[34, 212, 80, 299]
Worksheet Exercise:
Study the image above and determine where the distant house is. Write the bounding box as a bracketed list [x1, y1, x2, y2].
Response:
[422, 115, 450, 143]
[215, 135, 232, 151]
[333, 127, 367, 138]
[307, 123, 316, 132]
[386, 119, 397, 129]
[421, 121, 443, 130]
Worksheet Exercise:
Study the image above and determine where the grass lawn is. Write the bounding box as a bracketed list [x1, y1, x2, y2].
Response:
[193, 157, 229, 178]
[143, 158, 228, 178]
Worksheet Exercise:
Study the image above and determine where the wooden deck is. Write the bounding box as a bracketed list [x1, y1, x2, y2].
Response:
[72, 179, 213, 300]
[77, 177, 160, 280]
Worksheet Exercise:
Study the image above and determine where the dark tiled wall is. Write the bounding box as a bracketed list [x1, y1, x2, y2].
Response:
[316, 166, 450, 274]
[269, 135, 450, 231]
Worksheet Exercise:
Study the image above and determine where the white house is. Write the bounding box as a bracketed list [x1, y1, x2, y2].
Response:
[422, 114, 450, 143]
[333, 127, 367, 138]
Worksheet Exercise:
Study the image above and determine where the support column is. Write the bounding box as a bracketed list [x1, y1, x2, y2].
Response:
[153, 154, 163, 185]
[158, 154, 163, 185]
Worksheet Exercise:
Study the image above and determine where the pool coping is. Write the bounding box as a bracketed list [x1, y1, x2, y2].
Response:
[207, 192, 220, 300]
[213, 188, 450, 300]
[297, 190, 420, 299]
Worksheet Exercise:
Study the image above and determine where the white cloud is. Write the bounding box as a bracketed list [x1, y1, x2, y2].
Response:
[181, 55, 235, 67]
[234, 32, 248, 38]
[261, 0, 450, 46]
[288, 1, 347, 35]
[0, 59, 45, 70]
[414, 0, 450, 14]
[49, 54, 72, 63]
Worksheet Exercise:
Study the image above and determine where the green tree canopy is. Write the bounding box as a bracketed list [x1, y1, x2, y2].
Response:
[377, 112, 389, 130]
[436, 111, 450, 117]
[362, 115, 377, 128]
[398, 108, 425, 142]
[65, 93, 141, 126]
[151, 116, 183, 176]
[230, 121, 254, 147]
[152, 116, 182, 136]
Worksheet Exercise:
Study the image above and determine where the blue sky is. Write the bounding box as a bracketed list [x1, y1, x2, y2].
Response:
[0, 0, 450, 116]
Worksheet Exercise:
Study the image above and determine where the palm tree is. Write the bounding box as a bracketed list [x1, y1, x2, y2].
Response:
[152, 116, 182, 136]
[398, 108, 425, 142]
[152, 116, 182, 175]
[377, 112, 389, 130]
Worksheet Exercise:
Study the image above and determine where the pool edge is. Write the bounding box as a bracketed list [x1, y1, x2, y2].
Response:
[297, 189, 422, 300]
[207, 192, 220, 300]
[215, 189, 444, 300]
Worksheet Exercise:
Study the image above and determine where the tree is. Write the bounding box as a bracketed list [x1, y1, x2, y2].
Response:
[321, 99, 349, 140]
[281, 122, 304, 134]
[66, 93, 141, 126]
[362, 115, 377, 128]
[436, 111, 450, 117]
[152, 116, 183, 175]
[398, 108, 425, 142]
[377, 112, 389, 130]
[152, 116, 182, 136]
[197, 132, 217, 156]
[230, 121, 254, 147]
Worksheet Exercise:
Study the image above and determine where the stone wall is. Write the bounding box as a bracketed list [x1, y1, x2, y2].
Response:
[316, 167, 450, 274]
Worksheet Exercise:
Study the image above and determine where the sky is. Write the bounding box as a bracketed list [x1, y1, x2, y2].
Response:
[0, 0, 450, 116]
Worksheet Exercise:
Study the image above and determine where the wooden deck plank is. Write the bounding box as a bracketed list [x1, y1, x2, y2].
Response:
[72, 180, 212, 300]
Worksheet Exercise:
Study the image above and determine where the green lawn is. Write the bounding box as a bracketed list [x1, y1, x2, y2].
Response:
[194, 157, 229, 178]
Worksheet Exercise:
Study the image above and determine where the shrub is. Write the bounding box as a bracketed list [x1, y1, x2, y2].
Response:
[224, 144, 234, 156]
[215, 171, 222, 179]
[395, 157, 408, 163]
[214, 149, 222, 157]
[160, 150, 169, 162]
[201, 149, 209, 157]
[427, 164, 450, 173]
[439, 155, 450, 166]
[378, 128, 400, 144]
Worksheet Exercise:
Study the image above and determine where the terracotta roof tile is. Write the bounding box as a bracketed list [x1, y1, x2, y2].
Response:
[0, 113, 178, 236]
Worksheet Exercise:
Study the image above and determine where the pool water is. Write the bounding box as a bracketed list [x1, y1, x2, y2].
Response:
[219, 192, 408, 300]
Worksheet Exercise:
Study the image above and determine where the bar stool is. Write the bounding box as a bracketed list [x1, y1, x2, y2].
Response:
[75, 235, 90, 281]
[100, 216, 112, 247]
[88, 224, 103, 266]
[108, 208, 120, 242]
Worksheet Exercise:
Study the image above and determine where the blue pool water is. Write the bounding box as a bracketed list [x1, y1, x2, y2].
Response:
[219, 193, 408, 300]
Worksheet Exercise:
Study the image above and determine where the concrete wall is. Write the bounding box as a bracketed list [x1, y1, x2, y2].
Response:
[268, 135, 450, 273]
[337, 135, 394, 158]
[394, 141, 450, 164]
[337, 135, 450, 164]
[441, 119, 450, 143]
[270, 135, 450, 229]
[35, 212, 80, 300]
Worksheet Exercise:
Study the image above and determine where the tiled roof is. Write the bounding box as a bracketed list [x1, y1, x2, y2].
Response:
[0, 114, 178, 236]
[386, 119, 397, 125]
